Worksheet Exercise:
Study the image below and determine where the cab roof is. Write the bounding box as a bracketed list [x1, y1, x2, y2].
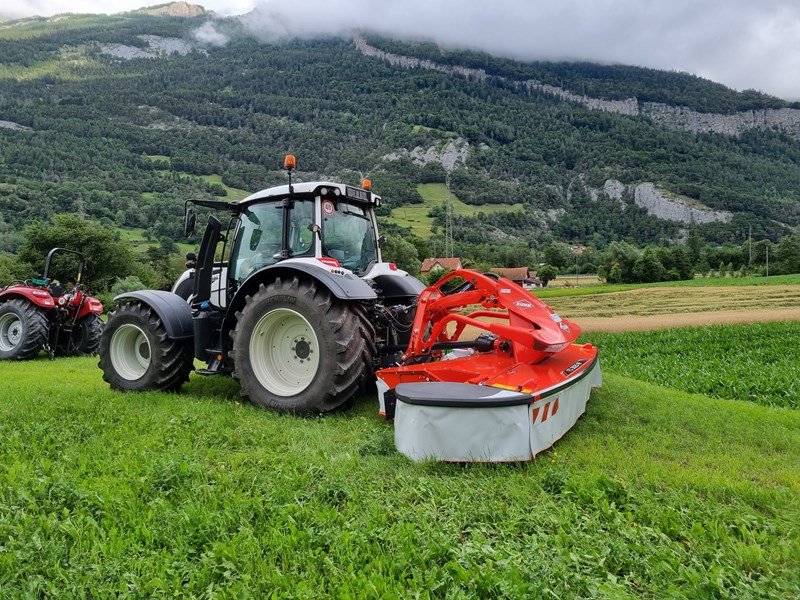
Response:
[240, 181, 381, 207]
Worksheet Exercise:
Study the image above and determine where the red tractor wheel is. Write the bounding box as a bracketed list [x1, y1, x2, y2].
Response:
[0, 299, 49, 360]
[62, 313, 104, 356]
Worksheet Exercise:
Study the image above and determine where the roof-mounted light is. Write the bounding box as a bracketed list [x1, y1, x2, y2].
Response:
[283, 154, 296, 171]
[361, 178, 372, 191]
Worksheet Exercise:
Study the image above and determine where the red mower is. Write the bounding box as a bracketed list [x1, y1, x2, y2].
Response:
[0, 248, 104, 360]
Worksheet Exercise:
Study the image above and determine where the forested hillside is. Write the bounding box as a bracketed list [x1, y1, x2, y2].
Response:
[0, 6, 798, 279]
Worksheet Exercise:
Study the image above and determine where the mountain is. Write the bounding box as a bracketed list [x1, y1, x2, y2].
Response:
[0, 5, 798, 263]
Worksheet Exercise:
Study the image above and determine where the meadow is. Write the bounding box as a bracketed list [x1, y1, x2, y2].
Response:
[387, 183, 524, 239]
[0, 317, 799, 596]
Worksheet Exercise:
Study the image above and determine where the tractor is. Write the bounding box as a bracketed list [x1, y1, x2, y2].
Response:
[0, 248, 104, 360]
[98, 156, 425, 412]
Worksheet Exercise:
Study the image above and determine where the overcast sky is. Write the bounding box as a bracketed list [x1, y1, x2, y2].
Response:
[5, 0, 800, 99]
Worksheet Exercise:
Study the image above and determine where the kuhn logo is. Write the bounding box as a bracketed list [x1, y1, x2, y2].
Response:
[562, 359, 587, 376]
[514, 299, 532, 309]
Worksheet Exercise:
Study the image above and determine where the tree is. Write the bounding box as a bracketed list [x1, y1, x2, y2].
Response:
[0, 253, 29, 285]
[775, 235, 800, 274]
[543, 242, 573, 269]
[111, 276, 146, 297]
[382, 236, 421, 276]
[633, 248, 666, 282]
[537, 264, 557, 287]
[18, 214, 137, 290]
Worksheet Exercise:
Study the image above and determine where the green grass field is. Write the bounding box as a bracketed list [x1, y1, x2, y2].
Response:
[387, 183, 524, 239]
[116, 226, 195, 256]
[0, 321, 799, 596]
[585, 322, 800, 408]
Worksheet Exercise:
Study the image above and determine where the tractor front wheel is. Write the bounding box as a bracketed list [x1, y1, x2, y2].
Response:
[231, 276, 372, 413]
[99, 302, 193, 391]
[0, 299, 48, 360]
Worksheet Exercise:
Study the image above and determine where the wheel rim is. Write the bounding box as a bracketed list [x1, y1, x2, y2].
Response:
[249, 308, 320, 397]
[110, 323, 151, 380]
[0, 313, 23, 352]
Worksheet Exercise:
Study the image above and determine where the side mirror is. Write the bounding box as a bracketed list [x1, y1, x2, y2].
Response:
[378, 235, 387, 248]
[184, 209, 196, 238]
[249, 229, 262, 251]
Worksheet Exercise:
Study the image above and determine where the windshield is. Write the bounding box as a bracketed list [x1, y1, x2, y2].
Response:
[322, 200, 377, 275]
[231, 199, 314, 284]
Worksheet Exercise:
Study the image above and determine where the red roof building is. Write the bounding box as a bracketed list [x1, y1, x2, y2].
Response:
[420, 257, 463, 274]
[490, 267, 543, 288]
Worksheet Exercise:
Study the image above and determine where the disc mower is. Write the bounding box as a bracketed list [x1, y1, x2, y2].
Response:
[98, 155, 600, 460]
[0, 248, 104, 360]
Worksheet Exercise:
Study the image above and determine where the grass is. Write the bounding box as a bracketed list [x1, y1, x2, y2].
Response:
[142, 156, 252, 202]
[116, 226, 195, 256]
[585, 322, 800, 408]
[0, 345, 799, 595]
[198, 173, 251, 202]
[387, 183, 524, 239]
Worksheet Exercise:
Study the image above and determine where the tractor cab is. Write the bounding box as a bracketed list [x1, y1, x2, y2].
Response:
[184, 178, 384, 309]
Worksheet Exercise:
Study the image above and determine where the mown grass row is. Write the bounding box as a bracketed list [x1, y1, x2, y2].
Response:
[0, 349, 798, 596]
[584, 321, 800, 408]
[537, 273, 800, 298]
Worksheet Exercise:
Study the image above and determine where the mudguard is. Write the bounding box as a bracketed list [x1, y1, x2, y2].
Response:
[114, 290, 194, 340]
[231, 262, 377, 313]
[0, 285, 55, 309]
[370, 273, 425, 303]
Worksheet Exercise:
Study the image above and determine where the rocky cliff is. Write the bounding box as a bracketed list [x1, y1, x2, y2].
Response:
[355, 36, 800, 140]
[601, 180, 732, 224]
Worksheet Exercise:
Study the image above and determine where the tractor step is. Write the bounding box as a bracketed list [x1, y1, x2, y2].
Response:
[196, 354, 223, 376]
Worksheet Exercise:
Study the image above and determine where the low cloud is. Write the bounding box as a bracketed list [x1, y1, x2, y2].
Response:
[240, 0, 800, 99]
[193, 21, 229, 47]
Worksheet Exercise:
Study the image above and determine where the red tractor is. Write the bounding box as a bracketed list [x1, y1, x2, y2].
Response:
[0, 248, 104, 360]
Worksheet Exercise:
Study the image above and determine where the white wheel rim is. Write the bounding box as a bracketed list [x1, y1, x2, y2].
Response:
[249, 308, 320, 397]
[0, 313, 23, 352]
[110, 323, 151, 380]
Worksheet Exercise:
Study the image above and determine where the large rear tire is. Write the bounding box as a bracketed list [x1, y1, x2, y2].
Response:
[231, 275, 373, 413]
[98, 302, 193, 391]
[0, 299, 48, 360]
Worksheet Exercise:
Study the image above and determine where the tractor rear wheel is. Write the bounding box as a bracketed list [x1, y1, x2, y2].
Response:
[0, 299, 48, 360]
[231, 275, 373, 413]
[67, 313, 104, 356]
[98, 302, 193, 391]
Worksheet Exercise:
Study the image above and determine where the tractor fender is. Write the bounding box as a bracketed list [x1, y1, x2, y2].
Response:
[228, 262, 377, 318]
[75, 296, 104, 319]
[114, 290, 193, 340]
[0, 286, 55, 309]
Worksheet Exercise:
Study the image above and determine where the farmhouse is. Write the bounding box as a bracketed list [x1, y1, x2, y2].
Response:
[420, 257, 463, 275]
[490, 266, 543, 288]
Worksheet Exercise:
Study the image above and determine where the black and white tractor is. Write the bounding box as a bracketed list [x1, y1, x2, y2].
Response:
[98, 156, 424, 412]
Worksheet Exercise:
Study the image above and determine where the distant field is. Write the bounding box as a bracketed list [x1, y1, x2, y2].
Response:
[544, 284, 800, 320]
[536, 273, 800, 298]
[387, 183, 524, 239]
[117, 226, 195, 256]
[143, 155, 251, 202]
[585, 322, 800, 408]
[198, 174, 251, 202]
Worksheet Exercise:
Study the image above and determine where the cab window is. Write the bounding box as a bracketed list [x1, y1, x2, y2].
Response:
[322, 201, 377, 275]
[231, 199, 314, 283]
